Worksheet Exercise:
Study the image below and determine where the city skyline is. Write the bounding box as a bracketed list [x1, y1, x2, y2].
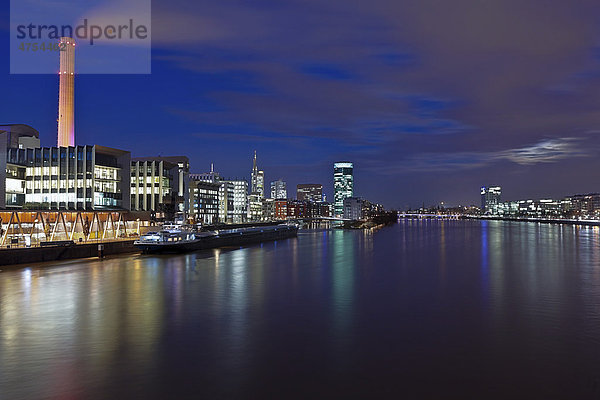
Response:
[3, 1, 600, 209]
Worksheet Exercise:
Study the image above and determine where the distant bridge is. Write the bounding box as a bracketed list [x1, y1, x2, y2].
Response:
[398, 213, 461, 220]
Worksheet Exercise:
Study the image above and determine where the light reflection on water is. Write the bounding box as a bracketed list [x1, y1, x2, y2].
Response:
[1, 222, 600, 399]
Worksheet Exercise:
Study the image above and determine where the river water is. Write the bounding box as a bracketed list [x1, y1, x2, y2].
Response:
[1, 220, 600, 399]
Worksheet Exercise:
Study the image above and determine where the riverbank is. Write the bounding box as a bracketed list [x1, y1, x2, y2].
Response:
[464, 215, 600, 226]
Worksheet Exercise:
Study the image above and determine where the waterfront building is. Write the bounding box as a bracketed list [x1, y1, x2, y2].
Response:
[262, 198, 275, 221]
[343, 197, 369, 220]
[317, 201, 333, 218]
[230, 179, 248, 223]
[248, 195, 263, 221]
[274, 199, 288, 220]
[2, 143, 130, 210]
[130, 159, 174, 216]
[481, 186, 502, 214]
[562, 193, 600, 218]
[270, 179, 287, 200]
[287, 199, 308, 218]
[192, 165, 248, 224]
[131, 156, 189, 220]
[57, 37, 75, 147]
[218, 181, 235, 223]
[334, 162, 353, 217]
[297, 183, 322, 202]
[189, 180, 219, 225]
[494, 197, 563, 218]
[273, 199, 332, 220]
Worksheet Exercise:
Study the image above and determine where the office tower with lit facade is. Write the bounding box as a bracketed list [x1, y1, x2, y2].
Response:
[3, 141, 130, 210]
[192, 165, 248, 223]
[230, 179, 248, 223]
[130, 158, 179, 219]
[58, 37, 75, 147]
[189, 179, 220, 225]
[481, 186, 502, 214]
[250, 151, 265, 197]
[270, 179, 287, 200]
[131, 156, 189, 220]
[297, 183, 322, 202]
[249, 151, 265, 221]
[334, 162, 353, 217]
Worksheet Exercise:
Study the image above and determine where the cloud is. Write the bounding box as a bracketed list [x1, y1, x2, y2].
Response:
[365, 136, 594, 174]
[147, 0, 600, 205]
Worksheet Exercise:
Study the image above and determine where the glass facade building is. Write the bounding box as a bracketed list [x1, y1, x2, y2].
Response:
[130, 159, 174, 215]
[481, 186, 502, 214]
[190, 180, 219, 225]
[3, 145, 130, 210]
[334, 162, 353, 217]
[270, 179, 287, 200]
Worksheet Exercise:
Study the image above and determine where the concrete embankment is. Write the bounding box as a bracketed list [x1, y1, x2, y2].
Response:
[0, 240, 137, 267]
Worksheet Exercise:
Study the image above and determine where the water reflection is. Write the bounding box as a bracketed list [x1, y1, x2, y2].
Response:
[1, 222, 600, 399]
[330, 230, 356, 352]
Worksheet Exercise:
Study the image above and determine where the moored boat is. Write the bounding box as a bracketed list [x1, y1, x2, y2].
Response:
[134, 224, 298, 253]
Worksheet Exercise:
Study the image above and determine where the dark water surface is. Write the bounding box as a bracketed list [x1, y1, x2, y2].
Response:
[1, 220, 600, 399]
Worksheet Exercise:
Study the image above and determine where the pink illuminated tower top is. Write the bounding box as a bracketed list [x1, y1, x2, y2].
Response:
[57, 37, 75, 147]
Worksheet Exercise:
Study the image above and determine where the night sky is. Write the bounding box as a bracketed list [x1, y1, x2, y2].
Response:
[2, 0, 600, 209]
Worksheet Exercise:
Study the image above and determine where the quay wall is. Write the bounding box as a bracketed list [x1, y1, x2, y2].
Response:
[465, 216, 600, 226]
[0, 240, 137, 267]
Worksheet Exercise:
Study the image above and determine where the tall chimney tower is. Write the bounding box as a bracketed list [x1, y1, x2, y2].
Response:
[57, 37, 75, 147]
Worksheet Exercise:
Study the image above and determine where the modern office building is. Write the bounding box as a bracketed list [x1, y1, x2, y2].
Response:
[189, 179, 219, 225]
[248, 195, 263, 221]
[262, 198, 275, 221]
[297, 183, 322, 202]
[57, 37, 75, 147]
[270, 179, 287, 199]
[191, 165, 248, 223]
[334, 162, 353, 217]
[218, 181, 235, 223]
[0, 125, 41, 208]
[130, 159, 175, 216]
[273, 199, 332, 220]
[251, 151, 265, 198]
[2, 142, 130, 210]
[343, 197, 366, 220]
[562, 193, 600, 217]
[133, 156, 189, 220]
[230, 179, 248, 223]
[249, 151, 265, 221]
[274, 199, 288, 220]
[481, 186, 502, 214]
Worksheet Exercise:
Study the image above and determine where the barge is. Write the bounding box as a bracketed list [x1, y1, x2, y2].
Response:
[133, 224, 298, 253]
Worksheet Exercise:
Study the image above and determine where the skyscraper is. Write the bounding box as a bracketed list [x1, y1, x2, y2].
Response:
[249, 151, 265, 221]
[57, 37, 75, 147]
[251, 151, 265, 198]
[481, 186, 502, 214]
[334, 162, 353, 217]
[270, 179, 287, 199]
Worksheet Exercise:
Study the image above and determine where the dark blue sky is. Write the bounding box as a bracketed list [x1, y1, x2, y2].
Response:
[2, 0, 600, 209]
